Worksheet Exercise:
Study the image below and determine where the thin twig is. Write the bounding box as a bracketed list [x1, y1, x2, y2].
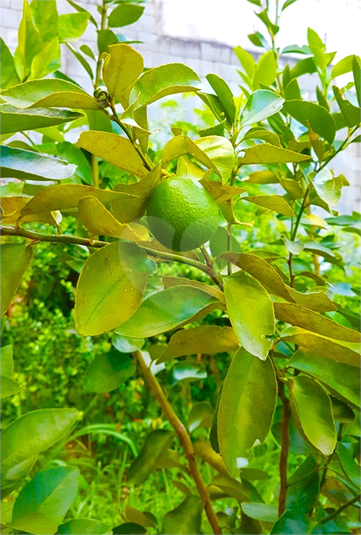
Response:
[133, 350, 222, 534]
[320, 494, 360, 524]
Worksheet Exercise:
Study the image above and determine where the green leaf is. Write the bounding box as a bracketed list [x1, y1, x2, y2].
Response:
[271, 511, 313, 534]
[9, 466, 80, 535]
[0, 145, 77, 181]
[66, 43, 94, 80]
[289, 350, 360, 408]
[283, 100, 336, 143]
[188, 402, 214, 433]
[1, 78, 100, 110]
[289, 375, 337, 455]
[248, 31, 270, 50]
[0, 345, 14, 377]
[221, 252, 294, 301]
[103, 44, 143, 108]
[1, 409, 78, 494]
[131, 63, 201, 109]
[234, 46, 255, 79]
[286, 457, 320, 513]
[115, 286, 219, 338]
[0, 244, 33, 316]
[57, 519, 111, 534]
[195, 136, 235, 182]
[1, 376, 20, 399]
[75, 242, 156, 336]
[224, 272, 275, 359]
[331, 55, 357, 79]
[332, 86, 361, 128]
[238, 143, 311, 164]
[274, 303, 360, 342]
[241, 503, 278, 523]
[84, 350, 135, 393]
[282, 0, 298, 11]
[240, 89, 284, 126]
[200, 179, 246, 205]
[20, 184, 135, 217]
[127, 429, 174, 485]
[66, 0, 98, 28]
[285, 79, 301, 100]
[14, 0, 42, 81]
[353, 55, 361, 106]
[108, 3, 145, 27]
[287, 288, 337, 313]
[158, 325, 239, 363]
[0, 104, 83, 134]
[243, 127, 281, 146]
[58, 12, 89, 43]
[218, 348, 277, 477]
[307, 28, 326, 71]
[113, 523, 146, 535]
[30, 37, 61, 80]
[243, 194, 295, 217]
[206, 73, 235, 122]
[169, 362, 207, 385]
[162, 495, 203, 535]
[30, 0, 58, 42]
[97, 29, 119, 54]
[338, 441, 361, 487]
[254, 51, 277, 88]
[76, 131, 149, 178]
[256, 9, 279, 36]
[0, 38, 20, 89]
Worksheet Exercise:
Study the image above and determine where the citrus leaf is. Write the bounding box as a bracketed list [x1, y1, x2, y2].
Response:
[271, 511, 313, 535]
[287, 288, 337, 313]
[238, 143, 312, 164]
[127, 429, 174, 485]
[30, 37, 61, 80]
[243, 127, 281, 146]
[243, 195, 295, 217]
[188, 402, 214, 433]
[274, 303, 360, 342]
[206, 73, 235, 122]
[162, 495, 203, 535]
[108, 3, 145, 27]
[1, 409, 78, 494]
[0, 243, 33, 316]
[241, 503, 278, 523]
[333, 86, 361, 128]
[9, 466, 80, 535]
[103, 44, 143, 108]
[78, 196, 148, 241]
[84, 350, 135, 393]
[131, 63, 201, 109]
[254, 51, 277, 87]
[283, 100, 336, 143]
[218, 348, 277, 477]
[0, 345, 14, 378]
[224, 272, 275, 360]
[58, 12, 89, 43]
[0, 145, 77, 181]
[158, 325, 239, 363]
[57, 519, 111, 534]
[1, 376, 20, 399]
[162, 276, 224, 301]
[113, 523, 146, 535]
[240, 89, 284, 126]
[280, 326, 360, 367]
[0, 104, 82, 134]
[170, 361, 207, 385]
[75, 242, 156, 336]
[20, 184, 136, 217]
[289, 375, 336, 455]
[115, 286, 219, 338]
[289, 350, 360, 408]
[76, 131, 149, 178]
[312, 168, 349, 207]
[14, 0, 42, 81]
[195, 136, 235, 182]
[193, 440, 228, 477]
[220, 252, 294, 302]
[0, 38, 20, 89]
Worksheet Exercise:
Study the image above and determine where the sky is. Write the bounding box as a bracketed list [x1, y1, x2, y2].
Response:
[162, 0, 361, 61]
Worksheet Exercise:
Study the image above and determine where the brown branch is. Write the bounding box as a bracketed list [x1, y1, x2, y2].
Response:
[133, 350, 222, 534]
[278, 379, 291, 516]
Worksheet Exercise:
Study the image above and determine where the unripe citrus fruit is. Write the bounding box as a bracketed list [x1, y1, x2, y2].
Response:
[147, 177, 219, 252]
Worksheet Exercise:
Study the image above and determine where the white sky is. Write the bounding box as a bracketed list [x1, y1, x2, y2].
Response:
[162, 0, 361, 60]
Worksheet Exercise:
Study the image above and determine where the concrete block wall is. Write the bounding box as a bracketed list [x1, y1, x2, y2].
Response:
[1, 0, 359, 213]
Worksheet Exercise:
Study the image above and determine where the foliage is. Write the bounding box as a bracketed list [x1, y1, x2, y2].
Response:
[0, 0, 360, 534]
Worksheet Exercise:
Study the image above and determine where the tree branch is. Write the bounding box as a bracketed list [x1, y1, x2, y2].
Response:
[320, 494, 360, 525]
[278, 378, 291, 516]
[133, 350, 222, 534]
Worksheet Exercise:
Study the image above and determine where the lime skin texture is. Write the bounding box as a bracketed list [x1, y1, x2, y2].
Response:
[147, 177, 219, 252]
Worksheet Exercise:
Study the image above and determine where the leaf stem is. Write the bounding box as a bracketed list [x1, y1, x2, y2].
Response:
[94, 0, 107, 88]
[133, 350, 222, 535]
[0, 226, 222, 287]
[320, 494, 360, 524]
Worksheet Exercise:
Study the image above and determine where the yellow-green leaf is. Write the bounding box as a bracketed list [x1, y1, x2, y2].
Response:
[224, 272, 275, 360]
[238, 143, 312, 164]
[103, 44, 143, 108]
[76, 131, 148, 178]
[75, 242, 156, 336]
[289, 375, 337, 455]
[0, 104, 82, 134]
[243, 195, 295, 217]
[158, 326, 239, 363]
[218, 349, 277, 477]
[0, 244, 33, 316]
[195, 136, 235, 182]
[200, 180, 246, 204]
[127, 429, 174, 485]
[162, 495, 203, 535]
[84, 350, 136, 393]
[274, 303, 360, 342]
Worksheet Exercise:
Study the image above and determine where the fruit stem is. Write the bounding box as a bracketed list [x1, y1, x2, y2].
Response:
[133, 350, 222, 535]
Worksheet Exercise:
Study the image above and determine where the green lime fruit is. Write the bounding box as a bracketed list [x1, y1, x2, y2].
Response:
[147, 177, 219, 252]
